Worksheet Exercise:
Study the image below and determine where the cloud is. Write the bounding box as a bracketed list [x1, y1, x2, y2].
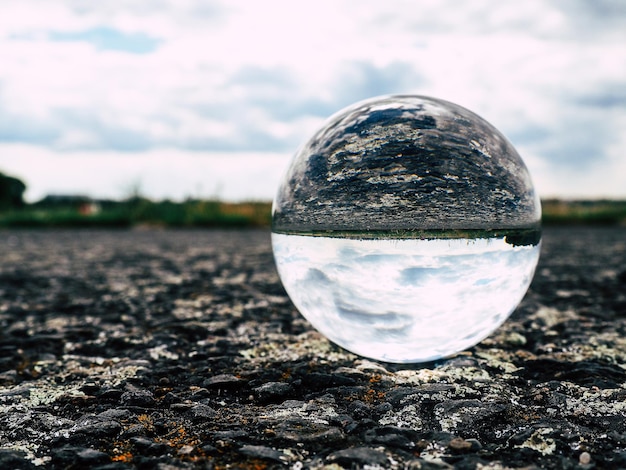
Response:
[0, 0, 624, 200]
[0, 144, 288, 202]
[0, 109, 59, 145]
[48, 27, 161, 54]
[331, 62, 425, 109]
[549, 0, 626, 38]
[575, 83, 626, 109]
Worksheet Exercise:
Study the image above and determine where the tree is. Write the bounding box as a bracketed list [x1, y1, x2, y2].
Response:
[0, 172, 26, 210]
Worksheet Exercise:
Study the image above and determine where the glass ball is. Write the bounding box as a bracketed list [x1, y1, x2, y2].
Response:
[272, 95, 541, 363]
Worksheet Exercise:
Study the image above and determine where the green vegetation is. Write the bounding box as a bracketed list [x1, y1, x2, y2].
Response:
[0, 169, 273, 228]
[0, 172, 26, 210]
[0, 195, 625, 230]
[0, 198, 272, 229]
[541, 199, 626, 226]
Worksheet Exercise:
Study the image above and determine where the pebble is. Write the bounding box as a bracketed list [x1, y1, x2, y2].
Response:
[579, 451, 591, 465]
[0, 450, 36, 470]
[51, 447, 110, 468]
[120, 386, 156, 407]
[407, 459, 454, 469]
[131, 437, 169, 456]
[0, 370, 19, 386]
[203, 374, 246, 389]
[253, 381, 294, 403]
[326, 447, 389, 466]
[448, 437, 482, 453]
[71, 418, 123, 438]
[213, 430, 248, 440]
[98, 408, 133, 420]
[301, 372, 357, 389]
[364, 426, 419, 450]
[188, 403, 217, 421]
[504, 331, 528, 346]
[238, 445, 287, 463]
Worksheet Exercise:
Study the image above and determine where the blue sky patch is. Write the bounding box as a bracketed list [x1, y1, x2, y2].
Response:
[49, 27, 160, 54]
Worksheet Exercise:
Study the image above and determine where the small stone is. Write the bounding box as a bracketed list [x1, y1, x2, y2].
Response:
[98, 408, 133, 420]
[276, 420, 345, 444]
[123, 424, 147, 436]
[190, 387, 211, 399]
[52, 446, 110, 468]
[301, 372, 356, 389]
[162, 392, 183, 405]
[253, 382, 293, 403]
[448, 437, 473, 452]
[130, 436, 155, 450]
[155, 462, 195, 470]
[434, 400, 506, 432]
[203, 374, 245, 389]
[466, 438, 482, 451]
[348, 400, 372, 418]
[200, 444, 219, 455]
[0, 384, 31, 398]
[98, 388, 124, 400]
[170, 403, 194, 412]
[327, 447, 389, 467]
[177, 445, 196, 456]
[239, 445, 287, 463]
[407, 459, 454, 469]
[130, 436, 169, 456]
[504, 332, 527, 346]
[370, 432, 414, 449]
[579, 451, 591, 465]
[0, 370, 19, 386]
[76, 448, 110, 464]
[364, 426, 420, 450]
[515, 428, 556, 455]
[120, 386, 156, 407]
[334, 366, 368, 379]
[0, 449, 36, 470]
[213, 430, 247, 440]
[331, 414, 355, 430]
[80, 382, 101, 394]
[448, 437, 482, 453]
[189, 404, 216, 421]
[72, 418, 122, 438]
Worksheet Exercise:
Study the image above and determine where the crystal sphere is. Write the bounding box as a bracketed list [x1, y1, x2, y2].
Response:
[272, 95, 541, 363]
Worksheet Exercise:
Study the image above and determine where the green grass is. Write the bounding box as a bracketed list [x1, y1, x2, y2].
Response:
[1, 198, 625, 229]
[541, 199, 626, 226]
[0, 199, 272, 229]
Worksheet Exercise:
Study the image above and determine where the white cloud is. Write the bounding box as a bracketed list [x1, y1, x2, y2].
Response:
[0, 144, 289, 202]
[0, 0, 625, 200]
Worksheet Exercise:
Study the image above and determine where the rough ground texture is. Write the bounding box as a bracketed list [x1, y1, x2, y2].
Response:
[0, 227, 625, 469]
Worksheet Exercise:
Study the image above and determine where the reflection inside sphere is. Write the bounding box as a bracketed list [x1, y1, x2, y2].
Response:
[272, 95, 541, 363]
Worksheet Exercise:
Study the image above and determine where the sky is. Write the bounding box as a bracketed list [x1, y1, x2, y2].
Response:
[0, 0, 625, 202]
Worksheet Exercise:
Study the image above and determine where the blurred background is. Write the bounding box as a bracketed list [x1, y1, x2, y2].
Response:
[0, 0, 625, 225]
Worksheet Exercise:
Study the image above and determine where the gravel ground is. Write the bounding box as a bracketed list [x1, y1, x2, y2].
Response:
[0, 227, 625, 469]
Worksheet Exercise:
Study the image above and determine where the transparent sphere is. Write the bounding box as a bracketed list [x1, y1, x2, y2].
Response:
[272, 95, 541, 363]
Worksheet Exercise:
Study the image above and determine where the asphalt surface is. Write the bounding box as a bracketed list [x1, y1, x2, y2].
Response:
[0, 226, 625, 469]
